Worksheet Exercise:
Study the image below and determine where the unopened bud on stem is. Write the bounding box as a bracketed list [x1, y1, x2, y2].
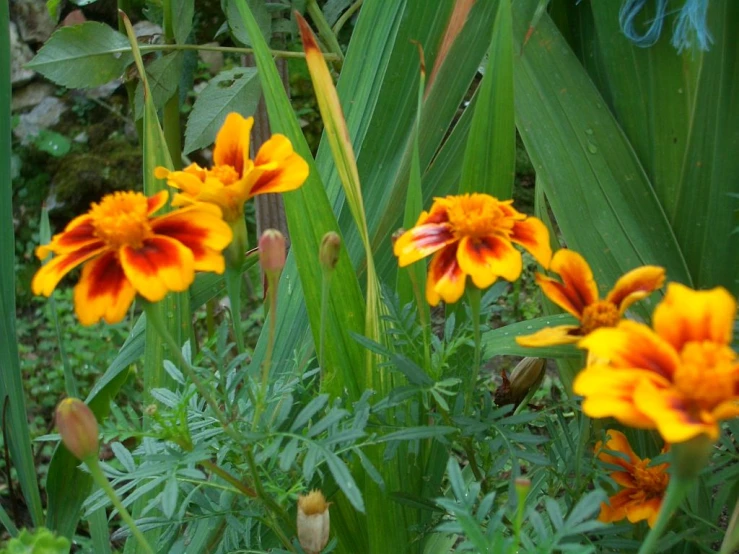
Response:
[259, 229, 286, 278]
[55, 398, 99, 461]
[297, 490, 330, 554]
[319, 232, 341, 272]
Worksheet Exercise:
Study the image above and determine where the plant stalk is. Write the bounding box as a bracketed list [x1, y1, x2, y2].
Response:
[86, 457, 154, 554]
[637, 476, 693, 554]
[465, 287, 482, 413]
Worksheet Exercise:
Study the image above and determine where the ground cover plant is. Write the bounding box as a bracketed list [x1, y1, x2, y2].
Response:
[1, 0, 738, 553]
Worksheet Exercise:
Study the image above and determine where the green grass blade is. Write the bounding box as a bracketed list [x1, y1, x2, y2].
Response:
[88, 506, 112, 554]
[511, 0, 692, 291]
[0, 501, 18, 537]
[459, 0, 514, 199]
[0, 0, 44, 527]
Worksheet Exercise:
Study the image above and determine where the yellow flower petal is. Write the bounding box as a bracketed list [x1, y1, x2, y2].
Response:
[606, 265, 665, 314]
[393, 223, 456, 267]
[213, 113, 253, 176]
[510, 217, 552, 268]
[119, 237, 195, 302]
[426, 245, 466, 306]
[653, 283, 736, 351]
[74, 252, 137, 325]
[456, 235, 520, 288]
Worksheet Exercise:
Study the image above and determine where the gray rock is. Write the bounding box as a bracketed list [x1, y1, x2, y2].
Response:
[11, 0, 57, 43]
[13, 96, 68, 145]
[133, 20, 163, 42]
[11, 81, 55, 112]
[198, 43, 224, 76]
[10, 21, 35, 87]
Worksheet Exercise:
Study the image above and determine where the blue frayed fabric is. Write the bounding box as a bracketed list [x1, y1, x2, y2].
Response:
[617, 0, 713, 52]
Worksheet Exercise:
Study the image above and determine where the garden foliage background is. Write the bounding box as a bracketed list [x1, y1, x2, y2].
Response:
[1, 0, 738, 552]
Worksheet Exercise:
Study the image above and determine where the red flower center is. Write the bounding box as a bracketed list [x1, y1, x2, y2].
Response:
[631, 459, 669, 499]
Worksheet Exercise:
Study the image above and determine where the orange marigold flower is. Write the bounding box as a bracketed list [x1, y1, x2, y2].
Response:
[574, 283, 739, 443]
[393, 193, 551, 306]
[516, 249, 665, 347]
[596, 430, 669, 528]
[32, 191, 233, 325]
[155, 112, 309, 223]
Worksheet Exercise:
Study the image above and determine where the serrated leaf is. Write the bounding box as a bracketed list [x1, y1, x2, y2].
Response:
[290, 394, 329, 432]
[134, 51, 184, 120]
[183, 67, 261, 154]
[26, 22, 132, 88]
[173, 0, 194, 44]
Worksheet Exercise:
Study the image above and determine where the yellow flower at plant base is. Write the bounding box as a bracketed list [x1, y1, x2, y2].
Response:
[32, 191, 233, 325]
[516, 249, 665, 347]
[574, 283, 739, 443]
[596, 430, 669, 528]
[154, 112, 309, 223]
[393, 194, 552, 306]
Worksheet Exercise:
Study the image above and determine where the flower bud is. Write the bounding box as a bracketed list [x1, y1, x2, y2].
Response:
[319, 232, 341, 271]
[493, 357, 546, 407]
[259, 229, 286, 277]
[297, 490, 330, 554]
[55, 398, 99, 461]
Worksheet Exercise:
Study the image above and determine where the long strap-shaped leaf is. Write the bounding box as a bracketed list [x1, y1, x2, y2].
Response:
[511, 0, 691, 290]
[0, 0, 44, 527]
[234, 0, 366, 399]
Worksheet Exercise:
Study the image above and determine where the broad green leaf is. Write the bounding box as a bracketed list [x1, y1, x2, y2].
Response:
[459, 0, 514, 199]
[134, 51, 184, 120]
[672, 2, 739, 292]
[183, 67, 261, 154]
[0, 0, 44, 526]
[234, 0, 366, 400]
[511, 0, 692, 292]
[323, 0, 353, 26]
[26, 22, 132, 88]
[226, 0, 271, 47]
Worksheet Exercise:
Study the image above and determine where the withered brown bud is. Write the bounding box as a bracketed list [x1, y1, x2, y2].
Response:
[297, 490, 330, 554]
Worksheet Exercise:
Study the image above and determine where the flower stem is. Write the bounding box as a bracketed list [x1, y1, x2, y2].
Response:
[85, 457, 154, 554]
[142, 302, 241, 445]
[637, 475, 693, 554]
[319, 269, 332, 371]
[465, 287, 482, 413]
[225, 266, 246, 354]
[252, 272, 278, 430]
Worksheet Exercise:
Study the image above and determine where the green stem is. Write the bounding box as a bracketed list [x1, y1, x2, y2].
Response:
[306, 0, 345, 62]
[465, 288, 482, 413]
[200, 459, 256, 498]
[252, 272, 278, 430]
[50, 295, 78, 398]
[319, 269, 332, 370]
[720, 496, 739, 554]
[132, 43, 340, 60]
[637, 476, 693, 554]
[332, 0, 363, 36]
[142, 302, 241, 445]
[225, 266, 246, 354]
[85, 458, 154, 554]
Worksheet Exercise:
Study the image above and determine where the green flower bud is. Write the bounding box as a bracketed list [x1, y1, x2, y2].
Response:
[55, 398, 99, 461]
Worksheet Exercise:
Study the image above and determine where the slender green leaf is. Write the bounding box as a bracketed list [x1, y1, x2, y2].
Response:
[459, 0, 514, 199]
[26, 22, 132, 88]
[483, 314, 580, 359]
[88, 507, 112, 554]
[0, 0, 44, 526]
[234, 0, 366, 399]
